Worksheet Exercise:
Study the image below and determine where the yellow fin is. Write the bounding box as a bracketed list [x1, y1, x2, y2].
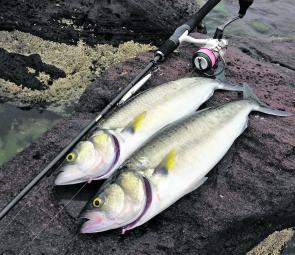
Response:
[125, 112, 146, 133]
[164, 149, 177, 171]
[153, 149, 177, 175]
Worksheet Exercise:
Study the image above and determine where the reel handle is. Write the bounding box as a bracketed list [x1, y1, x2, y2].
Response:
[239, 0, 254, 18]
[213, 0, 254, 39]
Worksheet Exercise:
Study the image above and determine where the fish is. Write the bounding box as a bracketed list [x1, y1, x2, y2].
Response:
[80, 84, 293, 234]
[55, 77, 242, 185]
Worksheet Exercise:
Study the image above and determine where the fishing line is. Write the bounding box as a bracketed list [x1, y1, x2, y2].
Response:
[0, 181, 48, 237]
[1, 157, 69, 236]
[19, 182, 88, 255]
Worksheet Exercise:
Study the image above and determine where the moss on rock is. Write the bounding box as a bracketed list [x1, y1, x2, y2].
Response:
[0, 30, 154, 111]
[247, 229, 294, 255]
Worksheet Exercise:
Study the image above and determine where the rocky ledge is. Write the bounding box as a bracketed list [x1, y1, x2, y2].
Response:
[0, 30, 153, 110]
[0, 35, 294, 254]
[0, 0, 199, 45]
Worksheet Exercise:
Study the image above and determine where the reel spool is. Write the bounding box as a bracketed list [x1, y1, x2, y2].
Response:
[192, 47, 225, 77]
[193, 48, 216, 71]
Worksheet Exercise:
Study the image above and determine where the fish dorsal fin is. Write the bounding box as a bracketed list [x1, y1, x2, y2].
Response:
[153, 149, 177, 176]
[123, 111, 147, 133]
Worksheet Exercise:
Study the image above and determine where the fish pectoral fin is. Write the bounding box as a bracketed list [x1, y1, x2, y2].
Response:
[153, 149, 177, 176]
[184, 177, 208, 195]
[123, 111, 147, 134]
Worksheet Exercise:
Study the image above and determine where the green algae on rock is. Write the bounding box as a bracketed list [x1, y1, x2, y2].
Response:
[250, 21, 270, 34]
[0, 30, 153, 110]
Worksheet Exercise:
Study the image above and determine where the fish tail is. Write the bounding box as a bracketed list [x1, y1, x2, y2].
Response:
[217, 81, 243, 92]
[243, 84, 293, 117]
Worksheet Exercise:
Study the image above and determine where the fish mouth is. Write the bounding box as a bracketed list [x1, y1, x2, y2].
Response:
[80, 212, 117, 233]
[80, 176, 152, 234]
[54, 165, 93, 185]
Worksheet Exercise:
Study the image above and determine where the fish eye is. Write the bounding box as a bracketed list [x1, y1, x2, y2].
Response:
[66, 152, 76, 162]
[92, 197, 103, 208]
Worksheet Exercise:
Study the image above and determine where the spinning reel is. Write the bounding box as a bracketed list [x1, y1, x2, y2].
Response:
[185, 0, 254, 76]
[191, 38, 227, 77]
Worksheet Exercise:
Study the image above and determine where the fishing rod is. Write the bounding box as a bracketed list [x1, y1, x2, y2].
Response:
[0, 0, 253, 221]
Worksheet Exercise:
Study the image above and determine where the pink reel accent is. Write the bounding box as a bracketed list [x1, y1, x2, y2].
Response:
[198, 48, 217, 66]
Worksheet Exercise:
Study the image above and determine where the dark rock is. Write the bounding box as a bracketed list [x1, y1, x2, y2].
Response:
[234, 37, 295, 72]
[0, 0, 199, 45]
[0, 48, 66, 90]
[0, 35, 294, 254]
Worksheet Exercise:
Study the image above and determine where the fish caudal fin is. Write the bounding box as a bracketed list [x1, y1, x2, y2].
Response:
[243, 84, 294, 117]
[217, 81, 243, 92]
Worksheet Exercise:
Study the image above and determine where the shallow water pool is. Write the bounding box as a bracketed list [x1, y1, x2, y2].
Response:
[204, 0, 294, 38]
[0, 102, 62, 165]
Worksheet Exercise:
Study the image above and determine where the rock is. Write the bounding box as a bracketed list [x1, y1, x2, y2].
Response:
[233, 37, 295, 72]
[0, 0, 199, 45]
[0, 48, 66, 90]
[283, 231, 295, 254]
[0, 34, 294, 254]
[0, 30, 153, 108]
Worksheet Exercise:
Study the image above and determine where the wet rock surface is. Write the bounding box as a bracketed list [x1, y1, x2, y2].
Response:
[0, 0, 198, 45]
[0, 34, 294, 254]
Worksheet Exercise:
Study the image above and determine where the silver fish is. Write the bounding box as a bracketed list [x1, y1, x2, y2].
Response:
[80, 84, 292, 233]
[55, 77, 242, 185]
